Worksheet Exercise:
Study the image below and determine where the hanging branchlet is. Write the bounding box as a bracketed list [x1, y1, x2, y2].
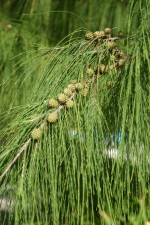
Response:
[1, 6, 149, 222]
[30, 27, 127, 140]
[2, 26, 129, 179]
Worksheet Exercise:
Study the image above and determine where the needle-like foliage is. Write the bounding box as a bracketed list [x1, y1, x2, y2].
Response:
[0, 0, 150, 225]
[0, 0, 141, 113]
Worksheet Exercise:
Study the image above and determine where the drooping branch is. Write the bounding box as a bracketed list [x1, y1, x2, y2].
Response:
[1, 27, 127, 179]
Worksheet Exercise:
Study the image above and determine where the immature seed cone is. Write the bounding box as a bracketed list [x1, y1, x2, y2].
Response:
[117, 51, 125, 58]
[47, 112, 58, 123]
[98, 64, 106, 73]
[81, 88, 89, 97]
[85, 32, 94, 40]
[118, 31, 124, 38]
[48, 99, 58, 108]
[75, 83, 83, 91]
[118, 59, 126, 66]
[106, 41, 116, 49]
[110, 54, 116, 61]
[58, 93, 67, 103]
[104, 28, 111, 34]
[64, 88, 72, 97]
[107, 82, 114, 89]
[67, 84, 75, 91]
[31, 128, 41, 140]
[86, 68, 94, 76]
[109, 64, 116, 70]
[93, 31, 104, 39]
[94, 31, 105, 38]
[66, 99, 74, 108]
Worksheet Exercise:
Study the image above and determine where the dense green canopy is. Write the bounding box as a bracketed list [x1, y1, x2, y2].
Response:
[0, 0, 150, 224]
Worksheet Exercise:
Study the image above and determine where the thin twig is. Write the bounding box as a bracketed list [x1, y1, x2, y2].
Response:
[1, 56, 120, 179]
[1, 138, 31, 179]
[107, 37, 119, 41]
[44, 37, 119, 56]
[21, 150, 26, 179]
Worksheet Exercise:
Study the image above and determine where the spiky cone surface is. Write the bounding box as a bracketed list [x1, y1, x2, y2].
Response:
[58, 93, 67, 103]
[118, 59, 126, 66]
[106, 41, 116, 49]
[64, 88, 72, 97]
[117, 51, 125, 58]
[93, 31, 105, 39]
[47, 112, 58, 123]
[66, 99, 74, 108]
[75, 83, 83, 91]
[48, 99, 59, 108]
[110, 54, 116, 61]
[95, 31, 105, 38]
[107, 82, 114, 89]
[109, 64, 116, 70]
[31, 128, 41, 140]
[85, 32, 94, 40]
[81, 88, 89, 97]
[118, 31, 124, 38]
[86, 68, 94, 76]
[67, 84, 75, 91]
[98, 64, 106, 73]
[104, 28, 111, 35]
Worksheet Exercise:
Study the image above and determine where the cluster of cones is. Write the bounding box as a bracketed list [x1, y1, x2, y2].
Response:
[31, 73, 94, 140]
[31, 28, 127, 140]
